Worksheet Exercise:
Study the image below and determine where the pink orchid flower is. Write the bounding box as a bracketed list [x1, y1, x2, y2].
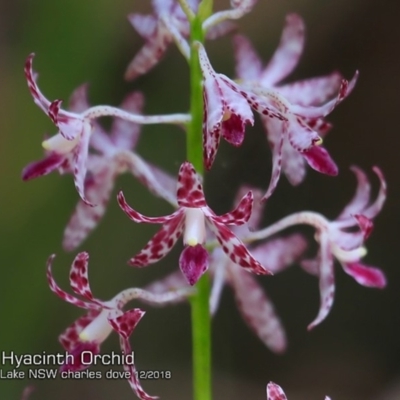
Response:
[144, 186, 308, 353]
[246, 166, 387, 330]
[196, 42, 286, 170]
[126, 0, 235, 80]
[232, 14, 358, 198]
[267, 382, 331, 400]
[61, 86, 177, 251]
[47, 252, 191, 400]
[23, 54, 189, 205]
[118, 161, 269, 285]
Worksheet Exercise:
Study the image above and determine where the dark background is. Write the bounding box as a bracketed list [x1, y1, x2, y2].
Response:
[0, 0, 399, 399]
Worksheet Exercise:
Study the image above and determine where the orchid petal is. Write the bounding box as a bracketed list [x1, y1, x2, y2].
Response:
[125, 24, 171, 81]
[233, 34, 263, 80]
[302, 145, 338, 176]
[177, 161, 207, 208]
[308, 232, 335, 330]
[60, 341, 101, 372]
[109, 310, 158, 400]
[276, 72, 342, 106]
[69, 252, 95, 301]
[22, 152, 66, 181]
[128, 212, 185, 267]
[24, 53, 51, 113]
[118, 191, 182, 224]
[261, 14, 305, 86]
[266, 382, 287, 400]
[262, 118, 285, 199]
[63, 161, 116, 251]
[229, 265, 286, 353]
[179, 244, 209, 285]
[287, 114, 321, 152]
[72, 122, 93, 206]
[216, 190, 253, 225]
[68, 83, 90, 113]
[362, 166, 387, 219]
[337, 166, 371, 219]
[207, 217, 269, 275]
[128, 13, 158, 39]
[342, 262, 386, 288]
[46, 255, 98, 310]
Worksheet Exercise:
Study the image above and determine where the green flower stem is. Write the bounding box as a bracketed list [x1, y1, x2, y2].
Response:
[187, 13, 212, 400]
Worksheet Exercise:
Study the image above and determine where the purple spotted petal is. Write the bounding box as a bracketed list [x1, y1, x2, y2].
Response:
[59, 310, 101, 351]
[46, 255, 98, 310]
[233, 34, 262, 80]
[229, 264, 286, 353]
[25, 53, 51, 113]
[308, 233, 335, 330]
[22, 152, 66, 181]
[290, 71, 359, 119]
[342, 262, 386, 288]
[128, 212, 185, 267]
[108, 309, 157, 400]
[234, 186, 265, 231]
[60, 341, 101, 372]
[206, 20, 237, 40]
[216, 190, 253, 225]
[277, 72, 342, 106]
[69, 252, 94, 301]
[72, 123, 92, 206]
[125, 23, 171, 81]
[262, 117, 285, 199]
[337, 166, 371, 220]
[63, 161, 116, 251]
[362, 166, 387, 219]
[207, 217, 269, 275]
[302, 145, 338, 176]
[261, 14, 305, 86]
[179, 244, 209, 286]
[177, 162, 207, 208]
[266, 382, 287, 400]
[118, 191, 182, 224]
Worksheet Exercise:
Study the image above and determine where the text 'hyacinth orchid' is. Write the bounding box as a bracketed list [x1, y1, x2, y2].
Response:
[118, 161, 270, 285]
[47, 252, 192, 400]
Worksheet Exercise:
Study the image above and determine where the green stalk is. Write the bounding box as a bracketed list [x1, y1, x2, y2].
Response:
[187, 12, 212, 400]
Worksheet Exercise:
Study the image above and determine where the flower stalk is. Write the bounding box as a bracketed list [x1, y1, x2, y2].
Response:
[188, 9, 212, 400]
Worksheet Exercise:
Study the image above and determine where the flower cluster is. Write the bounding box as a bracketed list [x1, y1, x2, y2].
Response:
[21, 0, 387, 399]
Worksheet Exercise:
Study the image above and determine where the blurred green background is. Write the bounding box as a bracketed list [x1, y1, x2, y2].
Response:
[1, 0, 400, 399]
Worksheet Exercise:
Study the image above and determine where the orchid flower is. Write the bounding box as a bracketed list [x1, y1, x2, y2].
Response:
[145, 187, 307, 352]
[267, 382, 331, 400]
[118, 161, 269, 285]
[22, 54, 189, 204]
[242, 166, 387, 330]
[196, 42, 286, 170]
[61, 86, 177, 251]
[232, 14, 358, 198]
[47, 252, 192, 400]
[125, 0, 236, 80]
